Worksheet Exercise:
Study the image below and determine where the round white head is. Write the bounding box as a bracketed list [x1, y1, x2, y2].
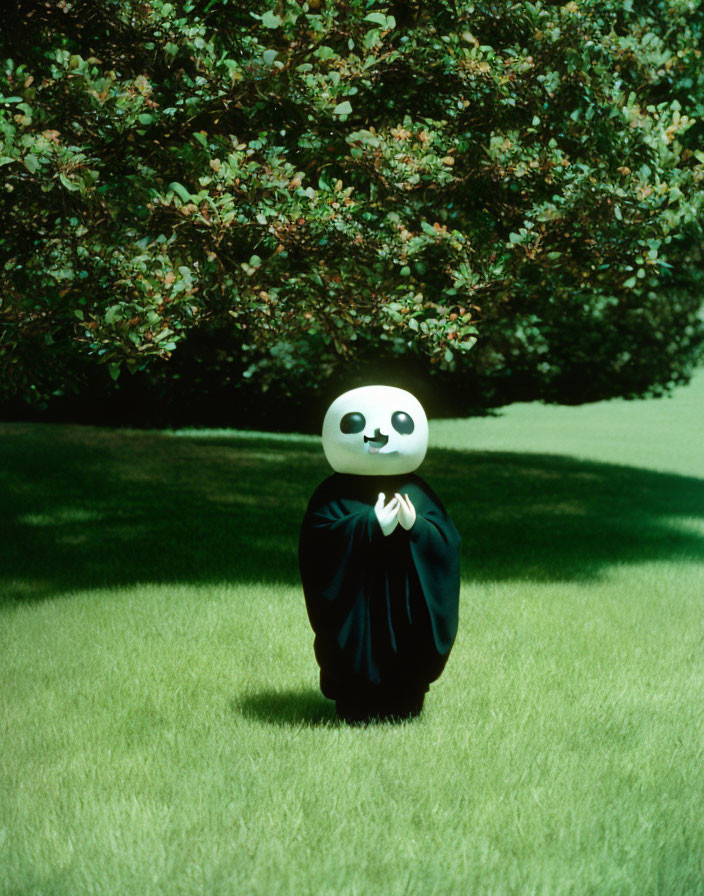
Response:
[322, 385, 428, 476]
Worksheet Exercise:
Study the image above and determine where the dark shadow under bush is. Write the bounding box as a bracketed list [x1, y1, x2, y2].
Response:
[1, 424, 703, 604]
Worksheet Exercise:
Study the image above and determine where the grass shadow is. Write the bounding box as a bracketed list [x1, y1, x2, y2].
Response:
[234, 688, 337, 727]
[1, 422, 703, 603]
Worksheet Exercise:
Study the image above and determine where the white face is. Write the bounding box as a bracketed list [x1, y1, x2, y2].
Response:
[322, 385, 428, 476]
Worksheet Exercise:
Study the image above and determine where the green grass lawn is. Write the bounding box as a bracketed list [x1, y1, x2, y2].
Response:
[1, 375, 703, 895]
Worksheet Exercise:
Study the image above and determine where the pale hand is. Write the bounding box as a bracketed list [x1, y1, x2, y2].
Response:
[395, 493, 416, 531]
[374, 492, 399, 536]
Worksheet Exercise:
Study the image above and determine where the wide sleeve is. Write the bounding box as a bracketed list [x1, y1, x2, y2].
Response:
[298, 487, 383, 636]
[406, 482, 461, 665]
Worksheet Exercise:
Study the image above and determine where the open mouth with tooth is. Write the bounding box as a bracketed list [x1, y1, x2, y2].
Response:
[364, 432, 390, 454]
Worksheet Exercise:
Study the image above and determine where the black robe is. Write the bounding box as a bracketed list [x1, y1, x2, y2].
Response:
[299, 473, 460, 708]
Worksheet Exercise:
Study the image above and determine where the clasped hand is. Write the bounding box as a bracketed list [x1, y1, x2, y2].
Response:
[374, 492, 416, 536]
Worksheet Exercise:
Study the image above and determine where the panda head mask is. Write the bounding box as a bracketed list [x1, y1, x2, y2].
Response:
[322, 385, 429, 476]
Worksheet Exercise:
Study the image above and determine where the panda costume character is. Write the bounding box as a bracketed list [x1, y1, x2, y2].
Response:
[299, 385, 461, 723]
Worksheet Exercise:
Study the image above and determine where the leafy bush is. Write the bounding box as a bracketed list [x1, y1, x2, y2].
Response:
[1, 0, 703, 416]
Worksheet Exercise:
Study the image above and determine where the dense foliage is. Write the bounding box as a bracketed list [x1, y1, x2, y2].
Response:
[1, 0, 703, 418]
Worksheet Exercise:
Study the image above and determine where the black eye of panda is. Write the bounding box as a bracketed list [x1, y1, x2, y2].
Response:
[392, 411, 414, 434]
[340, 412, 366, 434]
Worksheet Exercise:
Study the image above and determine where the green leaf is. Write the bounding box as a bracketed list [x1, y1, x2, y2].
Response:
[169, 182, 192, 203]
[262, 49, 278, 65]
[23, 154, 39, 174]
[314, 46, 336, 61]
[363, 29, 381, 50]
[333, 101, 353, 116]
[105, 306, 121, 325]
[59, 173, 78, 191]
[193, 131, 208, 147]
[138, 113, 154, 125]
[108, 363, 121, 381]
[261, 11, 282, 28]
[364, 12, 389, 26]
